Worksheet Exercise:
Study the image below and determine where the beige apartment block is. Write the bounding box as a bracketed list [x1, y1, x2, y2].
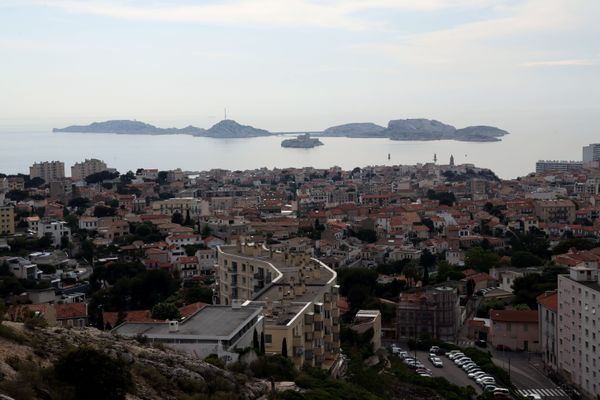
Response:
[29, 161, 65, 183]
[70, 158, 108, 181]
[217, 243, 341, 369]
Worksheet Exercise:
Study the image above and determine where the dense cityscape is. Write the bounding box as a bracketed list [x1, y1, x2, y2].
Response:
[0, 143, 599, 399]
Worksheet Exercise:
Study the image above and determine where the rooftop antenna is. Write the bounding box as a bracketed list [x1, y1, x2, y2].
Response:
[224, 108, 227, 121]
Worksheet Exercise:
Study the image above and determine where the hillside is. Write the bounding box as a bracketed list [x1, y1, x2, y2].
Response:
[204, 119, 271, 138]
[0, 322, 267, 400]
[321, 123, 386, 137]
[52, 120, 206, 135]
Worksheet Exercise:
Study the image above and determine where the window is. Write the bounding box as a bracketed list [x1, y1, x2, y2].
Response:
[265, 334, 272, 345]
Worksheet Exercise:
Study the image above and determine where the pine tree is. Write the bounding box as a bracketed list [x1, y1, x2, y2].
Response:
[281, 337, 288, 358]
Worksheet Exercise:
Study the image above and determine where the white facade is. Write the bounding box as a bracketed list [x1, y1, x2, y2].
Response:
[557, 266, 600, 398]
[37, 220, 71, 248]
[78, 217, 98, 231]
[2, 257, 40, 280]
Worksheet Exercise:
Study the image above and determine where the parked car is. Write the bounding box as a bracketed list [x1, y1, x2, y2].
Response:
[398, 351, 410, 359]
[493, 388, 509, 395]
[524, 395, 542, 400]
[495, 344, 511, 351]
[483, 385, 497, 393]
[469, 371, 487, 379]
[447, 351, 463, 360]
[429, 356, 443, 368]
[391, 344, 402, 355]
[429, 346, 441, 354]
[475, 339, 487, 348]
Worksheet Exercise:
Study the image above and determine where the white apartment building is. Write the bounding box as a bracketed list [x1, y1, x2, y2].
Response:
[29, 161, 65, 182]
[70, 158, 108, 181]
[557, 265, 600, 398]
[37, 220, 71, 248]
[1, 257, 40, 280]
[151, 197, 210, 218]
[78, 216, 98, 231]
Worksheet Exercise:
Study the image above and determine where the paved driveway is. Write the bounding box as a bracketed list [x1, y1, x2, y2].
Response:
[410, 350, 482, 394]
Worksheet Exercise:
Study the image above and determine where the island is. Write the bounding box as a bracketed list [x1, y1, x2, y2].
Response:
[281, 133, 324, 148]
[54, 117, 509, 142]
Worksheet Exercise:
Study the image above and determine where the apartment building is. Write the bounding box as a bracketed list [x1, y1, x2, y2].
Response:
[0, 205, 15, 235]
[537, 290, 558, 373]
[70, 158, 108, 181]
[582, 143, 600, 163]
[29, 161, 65, 182]
[533, 200, 576, 224]
[217, 243, 341, 369]
[151, 197, 210, 218]
[1, 257, 40, 280]
[535, 160, 583, 173]
[350, 310, 382, 351]
[557, 265, 600, 398]
[396, 286, 460, 342]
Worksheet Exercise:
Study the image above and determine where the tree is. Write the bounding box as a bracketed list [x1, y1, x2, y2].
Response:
[464, 246, 501, 272]
[6, 189, 28, 202]
[54, 347, 133, 400]
[85, 170, 119, 184]
[511, 250, 544, 268]
[253, 329, 260, 351]
[151, 302, 181, 320]
[94, 205, 117, 218]
[466, 279, 476, 297]
[184, 209, 192, 226]
[171, 211, 183, 225]
[260, 332, 265, 354]
[201, 225, 212, 237]
[553, 238, 597, 255]
[24, 176, 45, 188]
[281, 337, 288, 358]
[426, 189, 456, 206]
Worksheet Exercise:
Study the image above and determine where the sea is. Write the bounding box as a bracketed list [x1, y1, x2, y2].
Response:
[1, 112, 598, 180]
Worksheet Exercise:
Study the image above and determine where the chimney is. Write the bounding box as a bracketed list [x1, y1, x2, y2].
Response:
[168, 320, 179, 333]
[232, 299, 242, 309]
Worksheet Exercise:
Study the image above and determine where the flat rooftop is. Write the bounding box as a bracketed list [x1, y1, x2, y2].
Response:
[113, 305, 261, 339]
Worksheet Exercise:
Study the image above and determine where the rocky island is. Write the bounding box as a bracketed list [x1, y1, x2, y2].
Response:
[281, 133, 324, 148]
[54, 117, 509, 142]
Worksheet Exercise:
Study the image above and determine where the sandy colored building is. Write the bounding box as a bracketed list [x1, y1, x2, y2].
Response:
[217, 243, 341, 369]
[29, 161, 65, 182]
[0, 205, 15, 235]
[350, 310, 382, 351]
[70, 158, 108, 181]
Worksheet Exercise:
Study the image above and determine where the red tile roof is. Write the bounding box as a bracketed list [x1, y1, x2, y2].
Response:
[56, 303, 88, 320]
[490, 310, 538, 323]
[537, 291, 558, 312]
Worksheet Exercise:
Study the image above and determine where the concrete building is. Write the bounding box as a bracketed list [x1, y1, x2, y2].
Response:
[70, 158, 108, 181]
[113, 303, 263, 364]
[396, 286, 460, 342]
[557, 265, 600, 398]
[37, 220, 71, 248]
[217, 243, 341, 369]
[29, 161, 65, 182]
[489, 310, 539, 352]
[350, 310, 382, 351]
[537, 290, 558, 373]
[582, 143, 600, 163]
[0, 205, 15, 235]
[151, 197, 210, 219]
[535, 160, 583, 173]
[1, 256, 40, 280]
[533, 200, 576, 224]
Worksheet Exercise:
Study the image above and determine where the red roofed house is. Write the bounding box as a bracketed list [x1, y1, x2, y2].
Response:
[176, 256, 200, 278]
[489, 309, 539, 352]
[56, 303, 88, 328]
[537, 290, 558, 372]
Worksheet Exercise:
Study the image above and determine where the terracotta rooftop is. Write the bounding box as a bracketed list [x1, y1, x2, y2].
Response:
[537, 291, 558, 312]
[490, 309, 538, 323]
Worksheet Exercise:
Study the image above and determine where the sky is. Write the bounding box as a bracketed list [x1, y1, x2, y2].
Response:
[1, 0, 599, 131]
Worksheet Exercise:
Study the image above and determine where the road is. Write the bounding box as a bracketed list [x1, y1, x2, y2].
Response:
[489, 349, 570, 399]
[409, 349, 482, 394]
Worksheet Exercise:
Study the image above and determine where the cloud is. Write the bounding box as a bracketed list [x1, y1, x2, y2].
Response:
[522, 59, 595, 67]
[28, 0, 493, 30]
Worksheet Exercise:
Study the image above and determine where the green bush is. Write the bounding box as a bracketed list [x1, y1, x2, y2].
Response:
[54, 347, 133, 400]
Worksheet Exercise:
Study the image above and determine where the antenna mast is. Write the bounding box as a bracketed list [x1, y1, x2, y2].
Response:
[224, 108, 227, 120]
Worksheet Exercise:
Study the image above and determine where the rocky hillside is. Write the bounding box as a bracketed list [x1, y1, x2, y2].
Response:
[0, 322, 268, 400]
[203, 119, 271, 138]
[321, 122, 386, 137]
[53, 120, 207, 135]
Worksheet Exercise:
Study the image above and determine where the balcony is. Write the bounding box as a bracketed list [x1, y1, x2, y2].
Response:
[294, 346, 304, 356]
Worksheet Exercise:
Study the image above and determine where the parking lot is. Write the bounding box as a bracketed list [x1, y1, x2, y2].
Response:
[408, 349, 483, 394]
